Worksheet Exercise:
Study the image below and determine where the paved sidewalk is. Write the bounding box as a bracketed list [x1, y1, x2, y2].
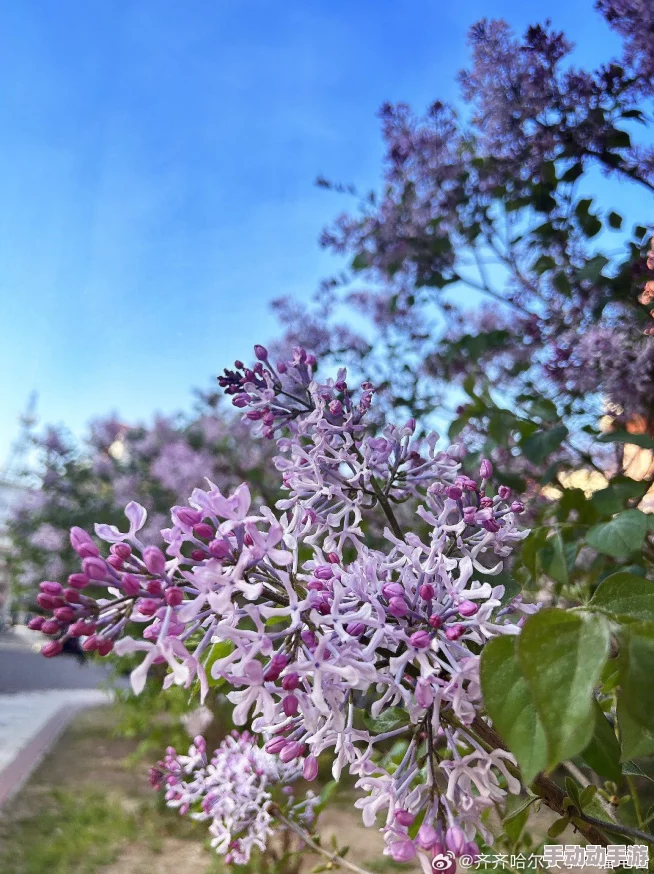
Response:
[0, 688, 112, 807]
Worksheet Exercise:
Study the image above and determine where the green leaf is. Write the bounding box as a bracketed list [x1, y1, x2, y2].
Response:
[622, 761, 654, 784]
[564, 776, 581, 810]
[480, 636, 547, 783]
[516, 610, 610, 770]
[503, 795, 538, 845]
[543, 530, 569, 586]
[591, 477, 649, 515]
[363, 706, 406, 734]
[588, 572, 654, 623]
[597, 430, 654, 450]
[351, 253, 370, 271]
[618, 698, 654, 761]
[579, 785, 598, 808]
[581, 701, 622, 782]
[586, 510, 649, 558]
[494, 570, 521, 606]
[547, 817, 570, 839]
[521, 424, 569, 465]
[618, 626, 654, 732]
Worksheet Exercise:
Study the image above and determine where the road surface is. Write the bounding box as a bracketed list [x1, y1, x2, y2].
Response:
[0, 631, 114, 693]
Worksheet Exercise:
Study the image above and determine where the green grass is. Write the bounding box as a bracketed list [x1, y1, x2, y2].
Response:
[0, 786, 222, 874]
[0, 787, 138, 874]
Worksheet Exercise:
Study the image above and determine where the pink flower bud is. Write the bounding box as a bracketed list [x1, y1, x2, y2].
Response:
[458, 600, 478, 617]
[446, 825, 466, 856]
[42, 640, 63, 658]
[190, 549, 207, 561]
[265, 737, 287, 754]
[97, 639, 114, 656]
[498, 485, 511, 500]
[511, 501, 525, 514]
[388, 839, 416, 862]
[480, 459, 493, 480]
[41, 619, 60, 635]
[446, 624, 465, 641]
[301, 630, 317, 650]
[70, 527, 100, 557]
[279, 741, 304, 762]
[69, 620, 87, 636]
[282, 672, 299, 691]
[40, 581, 63, 596]
[194, 523, 214, 540]
[147, 580, 164, 596]
[283, 695, 299, 717]
[82, 556, 108, 581]
[428, 613, 443, 629]
[111, 543, 132, 560]
[107, 555, 123, 570]
[346, 622, 366, 637]
[416, 823, 438, 850]
[67, 573, 90, 590]
[394, 809, 415, 827]
[254, 344, 268, 361]
[175, 508, 202, 528]
[64, 588, 82, 604]
[143, 546, 166, 575]
[28, 616, 45, 630]
[446, 486, 463, 500]
[36, 593, 56, 611]
[138, 598, 159, 617]
[327, 552, 340, 564]
[382, 582, 404, 599]
[388, 596, 407, 618]
[303, 755, 319, 781]
[82, 635, 99, 652]
[410, 630, 431, 649]
[313, 565, 333, 580]
[165, 587, 183, 607]
[54, 606, 76, 623]
[209, 539, 231, 558]
[121, 574, 141, 596]
[419, 584, 434, 600]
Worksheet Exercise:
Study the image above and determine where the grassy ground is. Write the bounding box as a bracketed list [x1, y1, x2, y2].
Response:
[0, 705, 415, 874]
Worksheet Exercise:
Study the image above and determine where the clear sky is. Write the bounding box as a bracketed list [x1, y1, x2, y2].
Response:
[0, 0, 636, 464]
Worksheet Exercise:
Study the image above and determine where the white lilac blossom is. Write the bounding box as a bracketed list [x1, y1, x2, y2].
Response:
[150, 731, 318, 864]
[36, 345, 532, 868]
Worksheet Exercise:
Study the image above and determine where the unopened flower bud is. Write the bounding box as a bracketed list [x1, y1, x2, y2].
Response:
[282, 672, 299, 691]
[42, 640, 64, 658]
[83, 556, 108, 581]
[121, 574, 141, 596]
[303, 755, 319, 781]
[143, 546, 166, 575]
[283, 695, 299, 717]
[458, 600, 478, 617]
[54, 606, 76, 623]
[67, 573, 90, 590]
[40, 581, 63, 596]
[97, 639, 114, 656]
[265, 737, 287, 754]
[480, 459, 493, 479]
[254, 344, 268, 361]
[498, 485, 511, 500]
[419, 584, 434, 600]
[41, 619, 61, 635]
[410, 630, 431, 649]
[394, 809, 415, 827]
[346, 622, 366, 637]
[176, 508, 202, 528]
[445, 624, 465, 641]
[388, 596, 408, 618]
[165, 587, 183, 607]
[193, 523, 214, 540]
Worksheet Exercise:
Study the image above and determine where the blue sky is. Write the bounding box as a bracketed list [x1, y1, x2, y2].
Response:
[0, 0, 638, 464]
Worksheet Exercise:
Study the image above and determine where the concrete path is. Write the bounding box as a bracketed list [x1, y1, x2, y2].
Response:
[0, 629, 114, 807]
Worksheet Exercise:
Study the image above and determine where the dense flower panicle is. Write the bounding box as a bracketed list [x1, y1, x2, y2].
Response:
[151, 731, 318, 864]
[38, 346, 531, 865]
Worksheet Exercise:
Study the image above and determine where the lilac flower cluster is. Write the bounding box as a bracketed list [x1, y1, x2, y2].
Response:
[37, 346, 531, 868]
[150, 731, 318, 865]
